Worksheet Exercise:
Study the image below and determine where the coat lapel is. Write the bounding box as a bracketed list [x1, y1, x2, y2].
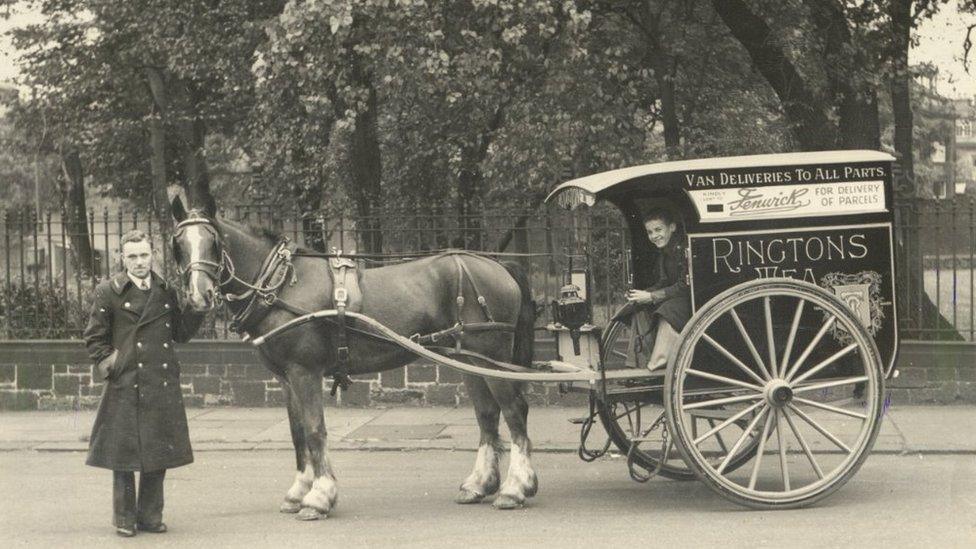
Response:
[137, 273, 172, 327]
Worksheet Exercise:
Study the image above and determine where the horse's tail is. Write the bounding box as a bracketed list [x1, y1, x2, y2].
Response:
[501, 261, 535, 367]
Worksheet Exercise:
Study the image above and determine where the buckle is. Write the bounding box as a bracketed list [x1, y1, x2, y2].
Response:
[334, 288, 348, 306]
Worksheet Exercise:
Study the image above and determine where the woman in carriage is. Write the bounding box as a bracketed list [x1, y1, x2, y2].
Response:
[624, 207, 692, 371]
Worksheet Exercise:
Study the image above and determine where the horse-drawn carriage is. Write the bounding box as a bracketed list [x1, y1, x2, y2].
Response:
[171, 150, 898, 516]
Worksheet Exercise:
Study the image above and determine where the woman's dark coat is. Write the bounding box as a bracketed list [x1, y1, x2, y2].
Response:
[623, 238, 692, 367]
[83, 271, 203, 472]
[643, 238, 691, 331]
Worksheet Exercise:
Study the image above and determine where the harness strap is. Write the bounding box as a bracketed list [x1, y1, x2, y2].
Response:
[329, 253, 353, 396]
[454, 255, 495, 321]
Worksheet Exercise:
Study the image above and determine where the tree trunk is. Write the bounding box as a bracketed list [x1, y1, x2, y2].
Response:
[711, 0, 836, 150]
[348, 83, 384, 254]
[144, 68, 173, 232]
[59, 148, 95, 278]
[889, 0, 915, 191]
[145, 68, 216, 215]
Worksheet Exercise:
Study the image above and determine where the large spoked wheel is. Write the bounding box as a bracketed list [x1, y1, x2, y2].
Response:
[596, 318, 762, 481]
[665, 279, 885, 509]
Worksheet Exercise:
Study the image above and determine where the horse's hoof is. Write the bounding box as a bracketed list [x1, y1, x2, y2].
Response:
[296, 506, 326, 521]
[455, 489, 485, 504]
[280, 499, 302, 514]
[492, 494, 524, 510]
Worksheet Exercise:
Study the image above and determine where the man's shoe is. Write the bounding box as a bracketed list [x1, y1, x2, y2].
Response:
[115, 526, 136, 537]
[136, 522, 167, 533]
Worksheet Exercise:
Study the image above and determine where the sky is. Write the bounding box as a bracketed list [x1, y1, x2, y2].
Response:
[1, 3, 975, 98]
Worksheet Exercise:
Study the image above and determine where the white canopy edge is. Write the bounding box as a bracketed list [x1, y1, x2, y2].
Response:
[545, 150, 896, 209]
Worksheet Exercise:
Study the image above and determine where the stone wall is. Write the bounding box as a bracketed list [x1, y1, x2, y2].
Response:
[0, 339, 587, 410]
[1, 339, 974, 410]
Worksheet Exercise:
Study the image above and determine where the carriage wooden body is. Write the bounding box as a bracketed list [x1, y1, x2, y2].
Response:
[543, 150, 898, 508]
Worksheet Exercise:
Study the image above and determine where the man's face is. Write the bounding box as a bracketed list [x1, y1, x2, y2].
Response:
[121, 239, 153, 279]
[644, 218, 676, 249]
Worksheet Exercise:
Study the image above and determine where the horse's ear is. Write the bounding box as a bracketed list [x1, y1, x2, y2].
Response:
[171, 196, 187, 222]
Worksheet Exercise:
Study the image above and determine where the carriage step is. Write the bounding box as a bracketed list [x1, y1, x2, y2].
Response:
[568, 416, 593, 425]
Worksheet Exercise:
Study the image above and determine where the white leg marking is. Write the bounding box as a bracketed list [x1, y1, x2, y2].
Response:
[286, 464, 314, 502]
[301, 475, 338, 514]
[495, 442, 538, 508]
[460, 443, 500, 496]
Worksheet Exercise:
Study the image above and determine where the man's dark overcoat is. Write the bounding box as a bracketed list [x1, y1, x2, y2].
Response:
[83, 271, 203, 472]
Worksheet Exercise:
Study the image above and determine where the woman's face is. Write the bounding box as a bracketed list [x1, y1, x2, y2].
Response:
[644, 218, 676, 249]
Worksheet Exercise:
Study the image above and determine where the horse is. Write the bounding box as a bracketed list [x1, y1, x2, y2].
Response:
[168, 197, 538, 519]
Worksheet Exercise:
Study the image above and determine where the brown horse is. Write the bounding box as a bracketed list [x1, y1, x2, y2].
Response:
[169, 198, 538, 519]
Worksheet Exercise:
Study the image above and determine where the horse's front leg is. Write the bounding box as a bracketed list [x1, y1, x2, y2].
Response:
[279, 378, 312, 514]
[287, 364, 339, 521]
[488, 380, 538, 510]
[456, 375, 502, 504]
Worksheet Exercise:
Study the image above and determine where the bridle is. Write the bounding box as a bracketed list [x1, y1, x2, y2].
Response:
[171, 214, 295, 308]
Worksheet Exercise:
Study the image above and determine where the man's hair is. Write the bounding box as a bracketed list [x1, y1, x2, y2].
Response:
[642, 207, 675, 226]
[119, 229, 152, 251]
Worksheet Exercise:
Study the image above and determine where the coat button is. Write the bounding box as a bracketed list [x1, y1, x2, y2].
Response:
[138, 363, 143, 369]
[137, 342, 143, 348]
[163, 342, 170, 349]
[165, 322, 171, 328]
[124, 302, 130, 308]
[163, 381, 168, 387]
[165, 303, 170, 309]
[162, 363, 168, 369]
[133, 384, 138, 389]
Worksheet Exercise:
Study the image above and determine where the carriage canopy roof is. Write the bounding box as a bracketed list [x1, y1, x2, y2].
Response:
[545, 150, 896, 210]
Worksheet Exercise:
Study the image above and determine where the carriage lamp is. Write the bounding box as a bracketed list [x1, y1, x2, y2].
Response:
[549, 284, 599, 369]
[553, 284, 589, 334]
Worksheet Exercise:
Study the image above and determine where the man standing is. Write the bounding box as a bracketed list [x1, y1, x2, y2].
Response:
[83, 229, 204, 537]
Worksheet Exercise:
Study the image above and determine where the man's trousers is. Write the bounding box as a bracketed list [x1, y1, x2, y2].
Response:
[113, 470, 166, 529]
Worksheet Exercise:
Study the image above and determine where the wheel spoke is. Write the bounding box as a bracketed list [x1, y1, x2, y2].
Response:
[792, 343, 859, 385]
[774, 409, 791, 491]
[701, 334, 768, 386]
[716, 406, 768, 474]
[706, 418, 730, 453]
[788, 403, 852, 454]
[729, 308, 773, 381]
[793, 376, 870, 394]
[783, 408, 824, 479]
[748, 409, 775, 490]
[764, 297, 778, 378]
[685, 368, 765, 392]
[683, 392, 764, 410]
[692, 400, 764, 446]
[783, 315, 836, 381]
[780, 299, 805, 375]
[793, 396, 868, 420]
[611, 349, 628, 360]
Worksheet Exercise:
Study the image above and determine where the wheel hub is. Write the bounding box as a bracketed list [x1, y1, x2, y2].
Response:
[764, 379, 794, 408]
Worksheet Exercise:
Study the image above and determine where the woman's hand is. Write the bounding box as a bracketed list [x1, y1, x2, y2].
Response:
[626, 289, 653, 304]
[626, 289, 666, 305]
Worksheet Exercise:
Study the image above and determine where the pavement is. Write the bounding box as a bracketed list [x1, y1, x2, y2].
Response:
[0, 403, 974, 455]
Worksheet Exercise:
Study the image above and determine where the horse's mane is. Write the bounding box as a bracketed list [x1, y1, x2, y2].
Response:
[217, 215, 281, 245]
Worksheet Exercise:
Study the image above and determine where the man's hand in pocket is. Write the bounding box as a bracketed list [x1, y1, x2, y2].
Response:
[96, 350, 118, 380]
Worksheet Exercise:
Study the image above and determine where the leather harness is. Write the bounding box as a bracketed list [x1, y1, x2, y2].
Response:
[212, 239, 515, 394]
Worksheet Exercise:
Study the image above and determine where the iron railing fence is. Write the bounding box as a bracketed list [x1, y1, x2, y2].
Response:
[2, 198, 974, 341]
[0, 203, 632, 339]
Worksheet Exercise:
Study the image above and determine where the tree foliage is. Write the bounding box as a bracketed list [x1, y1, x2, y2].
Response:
[1, 0, 960, 217]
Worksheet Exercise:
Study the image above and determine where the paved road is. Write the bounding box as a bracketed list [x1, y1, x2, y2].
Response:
[1, 450, 974, 548]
